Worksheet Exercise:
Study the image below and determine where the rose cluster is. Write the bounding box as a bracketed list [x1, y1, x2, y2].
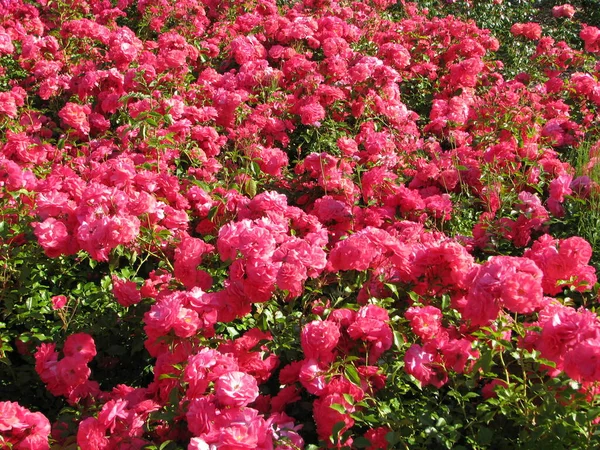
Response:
[0, 0, 599, 448]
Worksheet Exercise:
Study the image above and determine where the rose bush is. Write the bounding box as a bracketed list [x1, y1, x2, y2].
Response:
[1, 0, 600, 448]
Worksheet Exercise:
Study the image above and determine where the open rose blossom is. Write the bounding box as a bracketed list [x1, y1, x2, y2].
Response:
[111, 275, 142, 307]
[462, 256, 546, 326]
[581, 25, 600, 53]
[510, 22, 542, 40]
[215, 371, 259, 407]
[552, 4, 576, 18]
[0, 401, 51, 449]
[301, 320, 341, 363]
[405, 343, 448, 388]
[51, 295, 68, 310]
[58, 102, 92, 135]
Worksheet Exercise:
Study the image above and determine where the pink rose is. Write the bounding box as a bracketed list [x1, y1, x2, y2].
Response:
[51, 295, 68, 310]
[0, 92, 17, 118]
[0, 31, 14, 54]
[564, 338, 600, 382]
[215, 371, 259, 407]
[186, 397, 217, 436]
[552, 4, 576, 18]
[63, 333, 97, 363]
[581, 25, 600, 53]
[404, 343, 448, 388]
[0, 401, 51, 450]
[511, 22, 542, 40]
[301, 320, 341, 363]
[313, 393, 354, 442]
[298, 102, 325, 126]
[172, 307, 201, 338]
[298, 359, 327, 395]
[347, 304, 393, 362]
[112, 275, 141, 307]
[34, 218, 75, 258]
[405, 306, 443, 341]
[58, 102, 91, 135]
[77, 417, 109, 450]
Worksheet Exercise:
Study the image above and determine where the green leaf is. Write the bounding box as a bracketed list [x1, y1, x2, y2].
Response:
[386, 431, 401, 446]
[477, 427, 494, 446]
[329, 403, 347, 414]
[408, 291, 420, 302]
[393, 330, 405, 351]
[352, 436, 372, 448]
[159, 441, 174, 450]
[208, 205, 219, 221]
[330, 421, 346, 444]
[384, 282, 398, 297]
[246, 179, 257, 198]
[344, 365, 361, 386]
[342, 393, 355, 406]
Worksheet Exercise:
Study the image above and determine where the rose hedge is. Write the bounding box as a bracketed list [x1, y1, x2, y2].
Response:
[1, 0, 600, 448]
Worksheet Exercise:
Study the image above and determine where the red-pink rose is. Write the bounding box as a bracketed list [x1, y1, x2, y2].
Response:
[58, 102, 91, 135]
[511, 22, 542, 40]
[215, 371, 259, 407]
[405, 306, 443, 341]
[564, 338, 600, 382]
[552, 4, 576, 18]
[300, 320, 341, 363]
[581, 25, 600, 53]
[63, 333, 97, 363]
[0, 31, 14, 54]
[186, 397, 217, 436]
[51, 295, 68, 310]
[0, 92, 17, 118]
[0, 401, 51, 450]
[298, 102, 325, 126]
[77, 417, 109, 450]
[313, 393, 354, 442]
[404, 343, 447, 388]
[34, 218, 76, 258]
[112, 275, 141, 307]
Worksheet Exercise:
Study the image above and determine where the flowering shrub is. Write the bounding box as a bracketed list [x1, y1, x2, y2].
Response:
[1, 0, 600, 448]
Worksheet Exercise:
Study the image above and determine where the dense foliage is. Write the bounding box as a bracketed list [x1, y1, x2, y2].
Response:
[1, 0, 600, 448]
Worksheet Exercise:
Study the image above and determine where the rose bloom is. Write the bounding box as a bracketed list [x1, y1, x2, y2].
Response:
[563, 338, 600, 383]
[112, 275, 141, 307]
[213, 407, 270, 449]
[510, 22, 542, 40]
[365, 426, 391, 450]
[63, 333, 97, 363]
[298, 359, 327, 395]
[58, 102, 91, 135]
[552, 4, 576, 18]
[51, 295, 68, 310]
[34, 218, 74, 258]
[405, 306, 443, 341]
[404, 343, 448, 388]
[298, 102, 325, 126]
[188, 437, 210, 450]
[0, 401, 51, 450]
[186, 397, 217, 436]
[0, 91, 17, 117]
[77, 417, 109, 450]
[313, 393, 354, 442]
[300, 320, 340, 363]
[215, 371, 259, 407]
[580, 25, 600, 53]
